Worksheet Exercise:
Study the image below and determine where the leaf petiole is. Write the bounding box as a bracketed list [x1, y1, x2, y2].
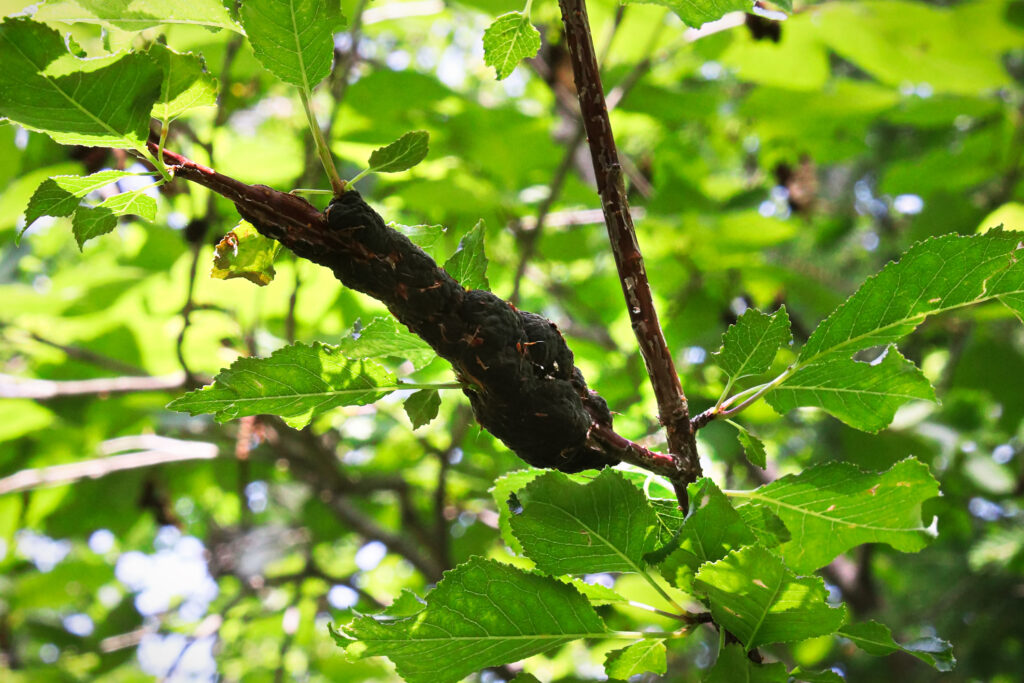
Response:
[299, 87, 346, 196]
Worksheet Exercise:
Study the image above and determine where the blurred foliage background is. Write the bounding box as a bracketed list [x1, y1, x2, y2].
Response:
[1, 0, 1023, 680]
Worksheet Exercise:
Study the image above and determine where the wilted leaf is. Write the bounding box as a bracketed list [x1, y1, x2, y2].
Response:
[211, 221, 282, 286]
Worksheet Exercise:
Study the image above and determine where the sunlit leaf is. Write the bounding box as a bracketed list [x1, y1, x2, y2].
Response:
[623, 0, 751, 29]
[509, 469, 660, 576]
[604, 639, 666, 679]
[694, 545, 848, 650]
[338, 557, 607, 683]
[366, 130, 429, 174]
[34, 0, 241, 31]
[0, 17, 161, 148]
[211, 221, 282, 286]
[167, 342, 400, 428]
[149, 43, 217, 121]
[482, 12, 540, 81]
[766, 347, 936, 432]
[714, 306, 791, 381]
[731, 458, 940, 573]
[444, 219, 489, 291]
[239, 0, 344, 89]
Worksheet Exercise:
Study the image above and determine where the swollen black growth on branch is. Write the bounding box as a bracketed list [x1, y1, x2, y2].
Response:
[238, 189, 618, 472]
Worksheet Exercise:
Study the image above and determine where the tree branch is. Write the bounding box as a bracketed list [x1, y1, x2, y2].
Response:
[556, 0, 700, 499]
[0, 436, 217, 495]
[0, 372, 186, 399]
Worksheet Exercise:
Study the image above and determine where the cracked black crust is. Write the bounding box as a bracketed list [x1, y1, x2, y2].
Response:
[238, 190, 617, 473]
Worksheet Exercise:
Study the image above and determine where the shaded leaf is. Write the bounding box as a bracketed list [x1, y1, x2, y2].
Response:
[482, 12, 540, 80]
[730, 420, 767, 469]
[0, 17, 161, 148]
[704, 643, 788, 682]
[789, 667, 846, 683]
[509, 469, 660, 575]
[167, 342, 399, 428]
[211, 221, 282, 286]
[605, 639, 666, 679]
[444, 219, 489, 291]
[714, 306, 791, 381]
[694, 546, 847, 650]
[149, 43, 217, 121]
[840, 620, 955, 672]
[367, 130, 429, 173]
[239, 0, 343, 89]
[71, 205, 117, 248]
[658, 478, 757, 589]
[403, 389, 440, 429]
[338, 557, 607, 683]
[766, 347, 936, 432]
[732, 458, 940, 573]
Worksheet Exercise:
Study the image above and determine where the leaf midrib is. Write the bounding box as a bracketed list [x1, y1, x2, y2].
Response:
[4, 33, 136, 145]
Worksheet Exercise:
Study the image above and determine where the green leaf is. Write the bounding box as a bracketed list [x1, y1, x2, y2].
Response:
[167, 342, 399, 428]
[23, 171, 133, 232]
[34, 0, 241, 32]
[605, 639, 667, 679]
[339, 557, 607, 683]
[565, 578, 627, 606]
[509, 469, 660, 576]
[798, 231, 1024, 366]
[693, 545, 847, 650]
[788, 667, 844, 683]
[624, 0, 751, 29]
[482, 12, 540, 81]
[659, 478, 757, 588]
[97, 188, 157, 222]
[735, 505, 789, 549]
[0, 17, 161, 148]
[704, 644, 788, 682]
[840, 620, 955, 672]
[766, 347, 936, 432]
[366, 130, 430, 174]
[731, 458, 940, 573]
[714, 306, 792, 381]
[338, 317, 437, 370]
[443, 219, 490, 291]
[490, 469, 544, 555]
[239, 0, 344, 89]
[390, 222, 447, 258]
[71, 205, 117, 248]
[729, 420, 767, 469]
[403, 389, 440, 429]
[149, 43, 217, 122]
[211, 221, 282, 286]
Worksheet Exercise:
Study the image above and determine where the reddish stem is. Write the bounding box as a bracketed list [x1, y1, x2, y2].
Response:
[557, 0, 700, 496]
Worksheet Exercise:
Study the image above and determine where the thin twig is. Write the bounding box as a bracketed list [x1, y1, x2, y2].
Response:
[557, 0, 700, 501]
[0, 438, 218, 496]
[0, 372, 186, 399]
